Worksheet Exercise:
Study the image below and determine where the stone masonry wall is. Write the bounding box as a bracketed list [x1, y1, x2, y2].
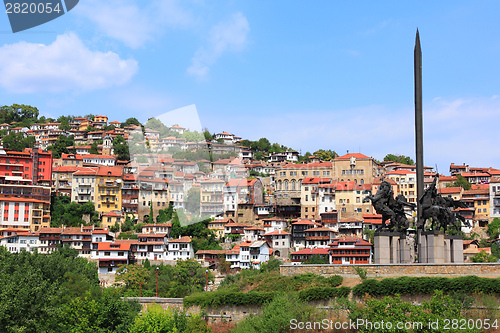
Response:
[280, 263, 500, 278]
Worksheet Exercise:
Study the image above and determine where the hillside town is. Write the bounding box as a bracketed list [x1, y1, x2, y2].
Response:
[0, 111, 499, 275]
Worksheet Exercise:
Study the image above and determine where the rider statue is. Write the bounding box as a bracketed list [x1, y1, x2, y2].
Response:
[363, 180, 415, 232]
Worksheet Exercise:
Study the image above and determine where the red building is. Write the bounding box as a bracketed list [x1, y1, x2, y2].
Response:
[0, 147, 52, 186]
[328, 237, 373, 265]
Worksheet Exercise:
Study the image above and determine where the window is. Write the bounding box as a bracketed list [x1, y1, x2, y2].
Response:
[118, 252, 124, 256]
[104, 251, 110, 256]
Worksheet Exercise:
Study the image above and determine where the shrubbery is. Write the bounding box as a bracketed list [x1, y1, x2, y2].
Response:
[353, 276, 500, 296]
[184, 286, 350, 308]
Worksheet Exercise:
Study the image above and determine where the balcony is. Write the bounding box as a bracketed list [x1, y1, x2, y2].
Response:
[305, 236, 330, 241]
[249, 249, 260, 255]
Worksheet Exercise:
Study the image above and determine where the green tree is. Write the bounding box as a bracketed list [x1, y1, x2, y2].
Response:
[313, 149, 337, 161]
[121, 117, 141, 128]
[471, 250, 498, 263]
[487, 218, 500, 239]
[0, 104, 39, 124]
[446, 174, 472, 190]
[203, 129, 213, 141]
[116, 264, 150, 289]
[46, 135, 75, 158]
[113, 135, 130, 161]
[57, 115, 74, 130]
[383, 153, 415, 165]
[89, 141, 99, 154]
[2, 132, 36, 151]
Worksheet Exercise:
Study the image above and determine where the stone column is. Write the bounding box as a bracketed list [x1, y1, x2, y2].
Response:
[374, 232, 390, 264]
[418, 229, 427, 263]
[425, 230, 445, 264]
[446, 234, 464, 263]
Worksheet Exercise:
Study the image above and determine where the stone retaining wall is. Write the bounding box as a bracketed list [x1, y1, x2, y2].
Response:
[280, 263, 500, 278]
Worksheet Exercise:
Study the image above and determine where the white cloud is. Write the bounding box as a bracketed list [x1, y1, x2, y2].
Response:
[75, 0, 193, 49]
[187, 12, 250, 79]
[0, 32, 138, 94]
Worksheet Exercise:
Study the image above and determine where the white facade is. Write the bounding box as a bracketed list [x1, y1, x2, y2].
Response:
[0, 232, 39, 253]
[82, 155, 116, 166]
[166, 237, 194, 260]
[91, 242, 130, 274]
[490, 179, 500, 218]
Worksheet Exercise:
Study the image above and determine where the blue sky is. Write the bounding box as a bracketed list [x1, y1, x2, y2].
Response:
[0, 1, 499, 173]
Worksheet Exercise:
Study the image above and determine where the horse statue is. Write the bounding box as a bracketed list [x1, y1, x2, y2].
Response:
[419, 175, 468, 234]
[363, 180, 414, 232]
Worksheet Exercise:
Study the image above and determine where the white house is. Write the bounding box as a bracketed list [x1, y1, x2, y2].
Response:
[263, 229, 291, 258]
[0, 231, 39, 253]
[244, 226, 265, 242]
[167, 236, 194, 260]
[92, 242, 131, 274]
[82, 154, 116, 167]
[262, 218, 288, 234]
[137, 233, 168, 261]
[248, 240, 271, 269]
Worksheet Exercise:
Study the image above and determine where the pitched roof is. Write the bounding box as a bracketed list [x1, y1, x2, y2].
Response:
[290, 248, 329, 255]
[98, 242, 131, 251]
[335, 153, 370, 160]
[97, 166, 123, 177]
[264, 229, 290, 236]
[169, 236, 192, 243]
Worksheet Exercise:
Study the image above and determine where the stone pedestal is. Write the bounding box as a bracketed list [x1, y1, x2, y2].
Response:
[374, 232, 414, 264]
[398, 234, 415, 263]
[419, 231, 463, 263]
[445, 234, 464, 263]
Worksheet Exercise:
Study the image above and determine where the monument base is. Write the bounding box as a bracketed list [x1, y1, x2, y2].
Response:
[418, 230, 463, 263]
[374, 231, 415, 264]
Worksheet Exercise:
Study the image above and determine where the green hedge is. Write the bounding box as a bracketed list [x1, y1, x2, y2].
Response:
[352, 276, 500, 296]
[184, 291, 276, 308]
[298, 286, 351, 302]
[184, 286, 350, 308]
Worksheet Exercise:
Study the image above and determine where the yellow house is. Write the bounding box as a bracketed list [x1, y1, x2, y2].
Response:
[94, 115, 108, 126]
[335, 181, 373, 219]
[462, 188, 490, 220]
[101, 211, 124, 229]
[96, 166, 123, 214]
[208, 218, 233, 239]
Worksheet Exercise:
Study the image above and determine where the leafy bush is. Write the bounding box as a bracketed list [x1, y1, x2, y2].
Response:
[298, 286, 351, 302]
[231, 293, 325, 333]
[129, 304, 210, 333]
[353, 276, 500, 296]
[184, 291, 275, 308]
[346, 291, 482, 333]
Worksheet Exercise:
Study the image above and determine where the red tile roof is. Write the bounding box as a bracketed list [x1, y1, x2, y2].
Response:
[386, 170, 416, 175]
[328, 237, 372, 247]
[264, 229, 290, 236]
[169, 236, 192, 243]
[280, 162, 332, 169]
[97, 166, 123, 177]
[438, 187, 462, 194]
[335, 153, 370, 160]
[98, 242, 131, 251]
[290, 248, 329, 255]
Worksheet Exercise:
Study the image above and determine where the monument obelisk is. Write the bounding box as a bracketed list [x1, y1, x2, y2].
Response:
[414, 29, 423, 228]
[414, 29, 424, 262]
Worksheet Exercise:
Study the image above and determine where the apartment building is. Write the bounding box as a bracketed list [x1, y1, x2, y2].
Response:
[332, 153, 383, 185]
[200, 178, 224, 217]
[72, 167, 98, 204]
[96, 166, 123, 214]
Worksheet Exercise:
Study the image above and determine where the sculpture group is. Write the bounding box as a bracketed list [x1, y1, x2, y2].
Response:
[364, 175, 469, 234]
